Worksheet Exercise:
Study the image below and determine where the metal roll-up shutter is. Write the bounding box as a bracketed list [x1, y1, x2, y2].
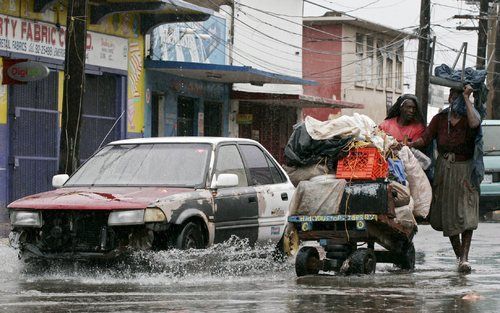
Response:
[8, 71, 59, 202]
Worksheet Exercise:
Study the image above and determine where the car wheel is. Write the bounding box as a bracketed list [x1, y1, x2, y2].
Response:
[176, 222, 204, 250]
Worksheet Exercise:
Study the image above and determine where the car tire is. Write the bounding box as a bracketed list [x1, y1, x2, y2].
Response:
[176, 222, 204, 250]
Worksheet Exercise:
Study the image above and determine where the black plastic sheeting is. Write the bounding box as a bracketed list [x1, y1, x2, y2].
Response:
[284, 122, 353, 167]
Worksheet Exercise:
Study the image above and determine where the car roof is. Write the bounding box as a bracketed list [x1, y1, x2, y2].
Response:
[109, 136, 260, 146]
[482, 120, 500, 126]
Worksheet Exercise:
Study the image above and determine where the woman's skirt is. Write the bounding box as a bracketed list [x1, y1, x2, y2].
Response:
[429, 154, 479, 237]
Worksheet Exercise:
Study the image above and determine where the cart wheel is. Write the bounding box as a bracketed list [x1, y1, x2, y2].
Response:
[349, 248, 376, 274]
[295, 246, 320, 277]
[397, 242, 415, 270]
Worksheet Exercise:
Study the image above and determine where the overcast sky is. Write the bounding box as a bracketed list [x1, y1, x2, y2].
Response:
[303, 0, 483, 94]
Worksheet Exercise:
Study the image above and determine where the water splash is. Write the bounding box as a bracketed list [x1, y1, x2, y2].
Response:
[3, 236, 293, 285]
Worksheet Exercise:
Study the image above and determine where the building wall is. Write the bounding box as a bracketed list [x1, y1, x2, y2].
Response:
[145, 71, 230, 137]
[231, 0, 303, 95]
[302, 23, 342, 120]
[341, 25, 403, 124]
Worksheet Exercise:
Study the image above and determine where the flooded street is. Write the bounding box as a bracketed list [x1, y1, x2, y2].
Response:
[0, 224, 499, 313]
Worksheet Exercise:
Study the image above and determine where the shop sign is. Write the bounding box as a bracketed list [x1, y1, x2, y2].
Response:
[0, 14, 128, 71]
[236, 114, 253, 124]
[6, 61, 49, 82]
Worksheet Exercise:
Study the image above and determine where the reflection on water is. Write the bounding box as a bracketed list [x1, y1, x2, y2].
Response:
[0, 224, 499, 313]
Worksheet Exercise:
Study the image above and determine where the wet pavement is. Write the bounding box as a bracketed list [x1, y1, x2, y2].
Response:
[0, 223, 499, 313]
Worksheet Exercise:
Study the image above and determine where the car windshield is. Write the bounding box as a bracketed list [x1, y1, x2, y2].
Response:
[65, 143, 212, 187]
[483, 125, 500, 156]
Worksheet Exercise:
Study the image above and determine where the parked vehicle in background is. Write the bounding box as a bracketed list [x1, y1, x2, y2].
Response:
[8, 137, 294, 260]
[480, 120, 500, 219]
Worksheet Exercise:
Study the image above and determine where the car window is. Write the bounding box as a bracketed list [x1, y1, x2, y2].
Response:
[483, 125, 500, 155]
[65, 143, 210, 187]
[266, 155, 287, 183]
[215, 145, 248, 187]
[239, 145, 274, 185]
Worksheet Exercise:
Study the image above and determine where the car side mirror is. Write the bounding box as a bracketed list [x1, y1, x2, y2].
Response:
[52, 174, 69, 188]
[213, 173, 239, 188]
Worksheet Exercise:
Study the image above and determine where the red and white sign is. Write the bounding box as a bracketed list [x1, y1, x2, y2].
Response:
[0, 14, 128, 71]
[6, 60, 49, 82]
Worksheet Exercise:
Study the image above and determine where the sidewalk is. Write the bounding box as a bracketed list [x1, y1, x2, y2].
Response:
[0, 223, 10, 238]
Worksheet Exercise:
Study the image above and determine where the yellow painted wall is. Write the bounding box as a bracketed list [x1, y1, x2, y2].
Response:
[127, 37, 145, 134]
[0, 1, 146, 134]
[0, 58, 6, 124]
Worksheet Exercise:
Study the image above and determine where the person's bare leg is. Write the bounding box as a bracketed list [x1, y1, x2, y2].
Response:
[458, 230, 473, 273]
[449, 235, 462, 260]
[461, 230, 473, 262]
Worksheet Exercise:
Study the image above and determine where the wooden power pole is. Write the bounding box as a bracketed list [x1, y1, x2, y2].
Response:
[415, 0, 431, 121]
[492, 11, 500, 119]
[476, 0, 489, 69]
[59, 0, 88, 175]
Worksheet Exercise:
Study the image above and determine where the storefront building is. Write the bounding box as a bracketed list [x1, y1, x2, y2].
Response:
[145, 15, 230, 137]
[0, 1, 212, 221]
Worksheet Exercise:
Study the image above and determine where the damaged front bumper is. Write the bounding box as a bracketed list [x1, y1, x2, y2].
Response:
[9, 209, 170, 261]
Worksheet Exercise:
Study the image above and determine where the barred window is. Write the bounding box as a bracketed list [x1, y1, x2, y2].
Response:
[355, 33, 364, 83]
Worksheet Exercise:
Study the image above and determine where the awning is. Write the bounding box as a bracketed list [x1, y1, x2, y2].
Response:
[231, 91, 364, 109]
[184, 0, 233, 10]
[145, 60, 318, 86]
[34, 0, 213, 34]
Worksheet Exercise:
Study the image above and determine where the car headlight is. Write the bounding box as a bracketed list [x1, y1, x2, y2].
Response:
[10, 211, 42, 227]
[144, 208, 167, 222]
[108, 210, 145, 226]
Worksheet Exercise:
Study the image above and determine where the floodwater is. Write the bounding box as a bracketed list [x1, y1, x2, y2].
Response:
[0, 224, 499, 313]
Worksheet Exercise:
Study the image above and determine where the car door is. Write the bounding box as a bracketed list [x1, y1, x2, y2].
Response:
[212, 144, 259, 244]
[238, 144, 294, 243]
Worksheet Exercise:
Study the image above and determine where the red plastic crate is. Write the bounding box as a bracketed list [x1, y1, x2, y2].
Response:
[336, 147, 388, 180]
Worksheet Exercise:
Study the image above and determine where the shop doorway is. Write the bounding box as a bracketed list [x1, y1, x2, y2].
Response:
[204, 101, 222, 137]
[177, 96, 195, 136]
[151, 93, 165, 137]
[8, 71, 59, 202]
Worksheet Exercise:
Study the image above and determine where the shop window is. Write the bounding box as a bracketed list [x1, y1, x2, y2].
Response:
[177, 96, 196, 136]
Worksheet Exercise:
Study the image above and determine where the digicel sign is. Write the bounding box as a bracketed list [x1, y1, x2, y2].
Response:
[7, 61, 50, 82]
[0, 14, 128, 71]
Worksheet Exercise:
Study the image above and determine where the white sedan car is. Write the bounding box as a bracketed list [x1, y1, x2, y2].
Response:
[9, 137, 295, 259]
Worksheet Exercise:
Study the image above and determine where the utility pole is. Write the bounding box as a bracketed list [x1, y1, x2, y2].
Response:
[415, 0, 431, 121]
[492, 12, 500, 119]
[476, 0, 489, 69]
[59, 0, 88, 175]
[454, 0, 489, 69]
